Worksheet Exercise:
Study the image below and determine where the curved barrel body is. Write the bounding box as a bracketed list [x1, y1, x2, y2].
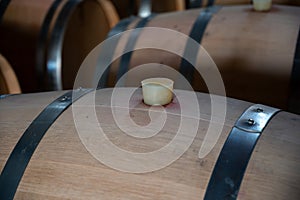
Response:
[185, 0, 300, 8]
[0, 54, 21, 94]
[110, 0, 185, 18]
[0, 0, 119, 92]
[104, 5, 300, 111]
[0, 88, 299, 199]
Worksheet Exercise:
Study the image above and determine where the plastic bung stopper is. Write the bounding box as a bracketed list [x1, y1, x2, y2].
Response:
[253, 0, 272, 12]
[141, 78, 174, 106]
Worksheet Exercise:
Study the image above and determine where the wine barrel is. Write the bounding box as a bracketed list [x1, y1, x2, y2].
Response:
[0, 88, 299, 199]
[110, 0, 185, 18]
[0, 0, 119, 92]
[185, 0, 300, 8]
[102, 5, 300, 112]
[0, 54, 21, 94]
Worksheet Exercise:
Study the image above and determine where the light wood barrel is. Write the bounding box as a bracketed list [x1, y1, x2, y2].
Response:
[104, 5, 300, 111]
[0, 54, 21, 94]
[0, 0, 119, 92]
[110, 0, 185, 18]
[0, 88, 299, 199]
[185, 0, 300, 8]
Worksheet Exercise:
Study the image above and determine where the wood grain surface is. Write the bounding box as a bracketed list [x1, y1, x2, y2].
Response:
[0, 88, 299, 199]
[0, 54, 21, 94]
[0, 0, 119, 92]
[103, 5, 300, 110]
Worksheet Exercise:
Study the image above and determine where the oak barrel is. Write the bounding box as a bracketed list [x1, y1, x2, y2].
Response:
[0, 88, 299, 199]
[185, 0, 300, 8]
[110, 0, 185, 18]
[0, 54, 21, 94]
[0, 0, 119, 92]
[103, 5, 300, 111]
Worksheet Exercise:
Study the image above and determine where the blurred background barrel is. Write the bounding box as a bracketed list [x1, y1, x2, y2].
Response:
[0, 0, 119, 92]
[102, 5, 300, 111]
[0, 53, 21, 94]
[185, 0, 300, 8]
[110, 0, 185, 19]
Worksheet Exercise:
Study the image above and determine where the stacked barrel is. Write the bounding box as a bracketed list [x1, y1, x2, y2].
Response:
[0, 0, 119, 92]
[99, 0, 300, 113]
[0, 1, 299, 199]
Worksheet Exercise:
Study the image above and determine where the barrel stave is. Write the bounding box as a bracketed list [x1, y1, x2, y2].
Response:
[1, 89, 299, 199]
[240, 112, 300, 199]
[105, 5, 300, 110]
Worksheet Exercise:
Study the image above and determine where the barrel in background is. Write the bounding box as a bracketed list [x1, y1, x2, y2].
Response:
[110, 0, 185, 18]
[0, 53, 21, 94]
[0, 0, 119, 92]
[101, 5, 300, 111]
[0, 0, 54, 92]
[185, 0, 300, 8]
